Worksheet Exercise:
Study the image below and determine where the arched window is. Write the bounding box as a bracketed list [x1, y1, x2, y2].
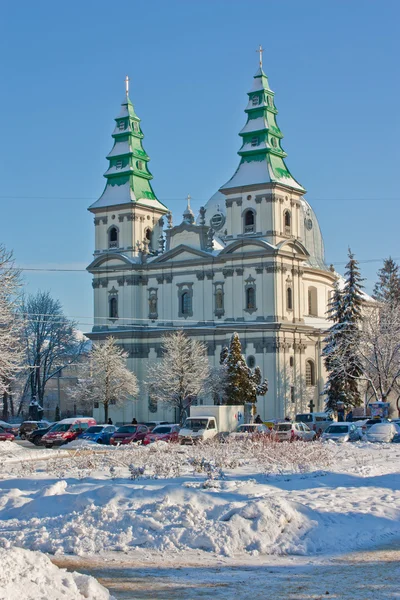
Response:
[109, 226, 118, 249]
[181, 291, 191, 315]
[308, 286, 318, 316]
[287, 287, 293, 310]
[246, 287, 256, 310]
[306, 360, 316, 386]
[109, 297, 118, 319]
[284, 210, 291, 234]
[244, 210, 255, 233]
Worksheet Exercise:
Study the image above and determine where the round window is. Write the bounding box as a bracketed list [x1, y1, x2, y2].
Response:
[305, 218, 313, 231]
[210, 213, 225, 231]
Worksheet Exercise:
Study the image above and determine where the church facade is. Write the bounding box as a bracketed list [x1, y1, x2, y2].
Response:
[87, 65, 336, 423]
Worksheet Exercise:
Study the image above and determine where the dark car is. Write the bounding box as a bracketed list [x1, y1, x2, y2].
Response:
[27, 425, 53, 446]
[110, 425, 149, 445]
[19, 420, 51, 440]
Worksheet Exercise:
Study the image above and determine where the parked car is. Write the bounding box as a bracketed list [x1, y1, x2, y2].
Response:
[110, 425, 149, 445]
[321, 423, 362, 443]
[41, 418, 97, 448]
[0, 425, 15, 442]
[143, 424, 180, 445]
[295, 412, 334, 433]
[273, 422, 316, 442]
[143, 421, 170, 431]
[229, 424, 269, 440]
[361, 418, 388, 435]
[366, 422, 400, 443]
[78, 425, 116, 445]
[27, 425, 53, 446]
[19, 420, 51, 440]
[0, 420, 17, 435]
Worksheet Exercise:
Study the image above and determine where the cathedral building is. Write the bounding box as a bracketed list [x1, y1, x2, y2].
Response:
[87, 62, 336, 423]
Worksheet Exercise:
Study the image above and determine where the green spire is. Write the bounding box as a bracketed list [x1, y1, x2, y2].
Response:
[221, 65, 305, 192]
[90, 78, 167, 211]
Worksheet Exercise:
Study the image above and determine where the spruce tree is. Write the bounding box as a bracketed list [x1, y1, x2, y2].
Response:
[323, 281, 346, 411]
[373, 257, 400, 306]
[341, 248, 364, 407]
[323, 250, 364, 410]
[222, 332, 268, 406]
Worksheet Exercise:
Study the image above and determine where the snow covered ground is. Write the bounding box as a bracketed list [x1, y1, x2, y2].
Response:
[0, 438, 399, 598]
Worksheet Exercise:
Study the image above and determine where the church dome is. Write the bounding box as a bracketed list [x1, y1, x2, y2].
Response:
[299, 199, 328, 271]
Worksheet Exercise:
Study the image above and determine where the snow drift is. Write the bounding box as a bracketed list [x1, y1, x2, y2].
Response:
[0, 546, 115, 600]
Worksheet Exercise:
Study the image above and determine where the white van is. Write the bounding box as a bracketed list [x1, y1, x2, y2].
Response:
[295, 412, 334, 433]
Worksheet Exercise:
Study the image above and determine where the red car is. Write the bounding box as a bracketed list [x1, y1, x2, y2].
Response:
[143, 424, 180, 445]
[0, 426, 15, 442]
[42, 418, 96, 448]
[110, 425, 149, 445]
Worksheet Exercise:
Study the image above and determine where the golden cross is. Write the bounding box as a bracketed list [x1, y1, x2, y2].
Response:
[257, 45, 264, 68]
[125, 75, 130, 98]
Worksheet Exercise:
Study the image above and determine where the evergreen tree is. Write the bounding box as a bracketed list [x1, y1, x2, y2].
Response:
[322, 281, 346, 411]
[222, 332, 268, 406]
[341, 248, 364, 407]
[373, 257, 400, 306]
[323, 249, 364, 411]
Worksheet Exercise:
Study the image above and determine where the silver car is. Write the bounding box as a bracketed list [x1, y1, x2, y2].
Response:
[273, 422, 316, 442]
[366, 422, 400, 443]
[322, 423, 361, 443]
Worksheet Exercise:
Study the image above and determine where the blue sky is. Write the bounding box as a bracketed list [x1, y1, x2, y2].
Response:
[0, 0, 399, 330]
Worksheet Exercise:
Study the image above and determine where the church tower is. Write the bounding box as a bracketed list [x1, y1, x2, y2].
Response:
[88, 77, 169, 258]
[220, 48, 305, 246]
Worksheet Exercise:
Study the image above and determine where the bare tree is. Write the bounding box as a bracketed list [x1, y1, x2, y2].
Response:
[69, 337, 138, 422]
[146, 331, 210, 423]
[0, 246, 24, 419]
[329, 302, 400, 408]
[19, 291, 88, 413]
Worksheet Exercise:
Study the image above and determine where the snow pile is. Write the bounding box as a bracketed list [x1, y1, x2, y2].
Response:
[0, 546, 115, 600]
[0, 480, 313, 556]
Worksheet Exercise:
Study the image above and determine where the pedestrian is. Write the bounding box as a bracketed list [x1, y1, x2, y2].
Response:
[107, 418, 113, 425]
[345, 410, 353, 422]
[255, 414, 262, 424]
[131, 418, 138, 425]
[285, 416, 291, 422]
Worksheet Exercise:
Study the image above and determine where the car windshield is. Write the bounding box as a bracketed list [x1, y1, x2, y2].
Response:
[276, 423, 292, 431]
[326, 425, 349, 434]
[117, 426, 137, 433]
[85, 426, 103, 433]
[295, 414, 312, 423]
[50, 424, 71, 432]
[152, 426, 172, 434]
[183, 419, 208, 430]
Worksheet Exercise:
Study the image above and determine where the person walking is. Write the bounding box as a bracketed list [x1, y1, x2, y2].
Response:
[131, 418, 138, 425]
[107, 418, 113, 425]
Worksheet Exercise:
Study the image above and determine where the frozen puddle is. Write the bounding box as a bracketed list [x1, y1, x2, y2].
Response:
[52, 544, 400, 599]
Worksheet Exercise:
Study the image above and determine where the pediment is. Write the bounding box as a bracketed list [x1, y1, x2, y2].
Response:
[87, 252, 137, 271]
[219, 238, 276, 256]
[277, 239, 309, 257]
[150, 244, 211, 264]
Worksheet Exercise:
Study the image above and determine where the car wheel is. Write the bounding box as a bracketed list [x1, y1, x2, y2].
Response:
[20, 433, 26, 440]
[33, 437, 42, 446]
[97, 438, 103, 444]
